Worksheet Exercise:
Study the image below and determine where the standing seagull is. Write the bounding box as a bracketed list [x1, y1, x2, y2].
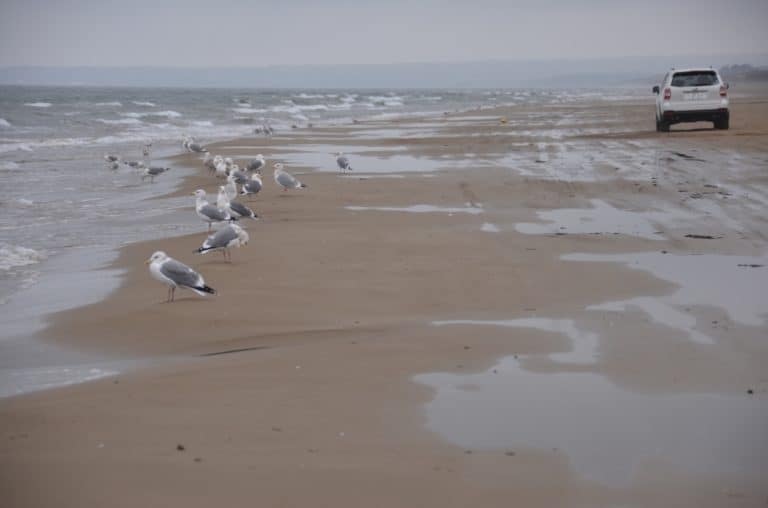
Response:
[142, 166, 170, 183]
[194, 224, 250, 262]
[336, 152, 353, 173]
[194, 189, 237, 231]
[187, 140, 208, 153]
[246, 154, 266, 172]
[241, 172, 262, 198]
[146, 251, 216, 302]
[273, 163, 307, 192]
[217, 186, 258, 220]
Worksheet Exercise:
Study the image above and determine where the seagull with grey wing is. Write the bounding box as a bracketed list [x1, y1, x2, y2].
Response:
[146, 251, 216, 302]
[246, 154, 265, 172]
[229, 165, 249, 185]
[194, 223, 250, 262]
[273, 163, 307, 192]
[335, 152, 353, 173]
[241, 172, 262, 198]
[187, 140, 208, 153]
[194, 189, 237, 231]
[217, 186, 258, 220]
[142, 165, 170, 183]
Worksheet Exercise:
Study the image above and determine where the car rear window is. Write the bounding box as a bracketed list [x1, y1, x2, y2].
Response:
[671, 71, 719, 87]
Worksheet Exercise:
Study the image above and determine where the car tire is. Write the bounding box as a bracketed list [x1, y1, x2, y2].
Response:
[655, 116, 661, 132]
[714, 116, 729, 130]
[659, 120, 670, 132]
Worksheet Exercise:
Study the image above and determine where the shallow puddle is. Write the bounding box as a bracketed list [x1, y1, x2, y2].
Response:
[516, 199, 675, 240]
[563, 252, 768, 343]
[415, 351, 767, 485]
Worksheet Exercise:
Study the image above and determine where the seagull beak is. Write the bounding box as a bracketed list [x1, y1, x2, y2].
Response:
[144, 259, 151, 265]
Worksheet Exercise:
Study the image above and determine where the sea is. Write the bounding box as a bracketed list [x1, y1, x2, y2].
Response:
[0, 84, 645, 396]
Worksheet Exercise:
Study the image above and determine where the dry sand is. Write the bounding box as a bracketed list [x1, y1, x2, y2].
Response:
[2, 92, 768, 507]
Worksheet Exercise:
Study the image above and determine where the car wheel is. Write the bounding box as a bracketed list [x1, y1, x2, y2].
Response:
[659, 120, 670, 132]
[714, 117, 729, 130]
[655, 116, 661, 132]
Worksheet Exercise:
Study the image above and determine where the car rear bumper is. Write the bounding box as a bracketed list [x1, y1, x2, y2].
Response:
[662, 108, 729, 124]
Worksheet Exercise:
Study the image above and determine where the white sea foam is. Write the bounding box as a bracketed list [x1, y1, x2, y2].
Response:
[131, 101, 156, 107]
[0, 245, 47, 271]
[122, 110, 182, 119]
[24, 102, 52, 108]
[93, 101, 122, 107]
[232, 107, 268, 114]
[97, 118, 143, 125]
[191, 120, 214, 127]
[0, 118, 12, 129]
[0, 161, 20, 170]
[16, 198, 34, 206]
[0, 143, 33, 154]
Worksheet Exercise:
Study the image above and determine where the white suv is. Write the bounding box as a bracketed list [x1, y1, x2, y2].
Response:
[653, 68, 729, 132]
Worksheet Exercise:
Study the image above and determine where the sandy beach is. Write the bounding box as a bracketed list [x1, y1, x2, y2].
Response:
[2, 91, 768, 507]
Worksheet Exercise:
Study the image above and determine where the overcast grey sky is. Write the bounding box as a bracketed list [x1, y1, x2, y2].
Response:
[1, 0, 766, 67]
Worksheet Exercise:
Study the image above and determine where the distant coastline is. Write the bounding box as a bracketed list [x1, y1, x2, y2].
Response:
[3, 54, 768, 89]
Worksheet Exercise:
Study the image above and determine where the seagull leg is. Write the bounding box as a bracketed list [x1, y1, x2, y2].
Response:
[171, 287, 176, 302]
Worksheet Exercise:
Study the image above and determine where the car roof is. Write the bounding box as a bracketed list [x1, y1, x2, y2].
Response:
[670, 67, 720, 74]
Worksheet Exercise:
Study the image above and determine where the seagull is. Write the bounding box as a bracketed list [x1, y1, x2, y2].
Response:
[273, 163, 307, 192]
[107, 161, 119, 170]
[146, 250, 216, 302]
[241, 172, 262, 198]
[188, 140, 208, 153]
[104, 154, 119, 163]
[336, 152, 353, 173]
[215, 160, 228, 179]
[224, 175, 238, 200]
[247, 154, 265, 172]
[194, 224, 250, 262]
[194, 189, 237, 231]
[123, 160, 145, 170]
[217, 186, 258, 220]
[203, 153, 217, 173]
[142, 166, 170, 183]
[230, 167, 248, 185]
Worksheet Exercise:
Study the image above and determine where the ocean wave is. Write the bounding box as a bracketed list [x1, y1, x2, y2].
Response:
[232, 107, 268, 114]
[0, 161, 20, 170]
[97, 118, 143, 125]
[270, 104, 329, 114]
[368, 95, 405, 107]
[17, 198, 34, 206]
[0, 143, 33, 154]
[24, 102, 52, 108]
[191, 120, 214, 127]
[0, 118, 12, 129]
[0, 244, 47, 271]
[93, 101, 123, 107]
[121, 110, 182, 119]
[131, 101, 156, 107]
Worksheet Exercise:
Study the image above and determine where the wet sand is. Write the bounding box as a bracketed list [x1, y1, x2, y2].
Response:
[2, 91, 768, 507]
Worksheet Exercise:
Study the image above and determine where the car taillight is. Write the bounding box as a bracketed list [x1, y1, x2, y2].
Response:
[719, 86, 727, 97]
[663, 88, 671, 100]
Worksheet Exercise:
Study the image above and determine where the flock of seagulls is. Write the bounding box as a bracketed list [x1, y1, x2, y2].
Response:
[136, 136, 355, 302]
[107, 132, 355, 302]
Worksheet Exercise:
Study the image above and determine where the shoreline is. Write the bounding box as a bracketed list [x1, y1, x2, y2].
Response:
[2, 92, 768, 506]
